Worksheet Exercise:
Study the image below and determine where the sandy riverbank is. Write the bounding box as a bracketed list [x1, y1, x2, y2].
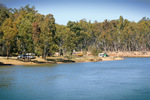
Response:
[1, 51, 149, 66]
[0, 56, 123, 66]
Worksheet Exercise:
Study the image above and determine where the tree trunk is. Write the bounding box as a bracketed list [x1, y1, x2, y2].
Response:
[44, 53, 46, 60]
[43, 45, 47, 60]
[28, 53, 29, 61]
[42, 52, 46, 60]
[70, 50, 73, 55]
[23, 50, 25, 62]
[7, 49, 9, 60]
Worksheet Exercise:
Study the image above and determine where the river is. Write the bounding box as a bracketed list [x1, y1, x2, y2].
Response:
[0, 58, 150, 100]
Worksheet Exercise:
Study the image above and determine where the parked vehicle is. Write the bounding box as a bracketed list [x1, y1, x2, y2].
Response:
[17, 53, 36, 59]
[26, 53, 36, 59]
[26, 55, 36, 59]
[78, 53, 83, 57]
[17, 55, 27, 59]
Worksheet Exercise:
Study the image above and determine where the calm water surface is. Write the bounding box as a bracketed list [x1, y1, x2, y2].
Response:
[0, 58, 150, 100]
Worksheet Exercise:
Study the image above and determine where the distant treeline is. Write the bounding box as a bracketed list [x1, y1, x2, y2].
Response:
[0, 4, 150, 59]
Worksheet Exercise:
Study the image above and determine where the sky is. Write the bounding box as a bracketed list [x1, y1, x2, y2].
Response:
[0, 0, 150, 25]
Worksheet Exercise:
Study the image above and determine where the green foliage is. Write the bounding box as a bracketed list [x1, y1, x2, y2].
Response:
[0, 4, 150, 59]
[0, 4, 58, 60]
[40, 14, 57, 59]
[0, 4, 10, 26]
[91, 46, 102, 56]
[64, 55, 72, 60]
[1, 17, 17, 58]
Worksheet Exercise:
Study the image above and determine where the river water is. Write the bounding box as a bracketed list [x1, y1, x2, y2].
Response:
[0, 58, 150, 100]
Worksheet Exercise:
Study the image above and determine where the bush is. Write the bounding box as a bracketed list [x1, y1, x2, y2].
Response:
[83, 49, 87, 55]
[11, 53, 19, 56]
[64, 55, 72, 60]
[91, 47, 102, 56]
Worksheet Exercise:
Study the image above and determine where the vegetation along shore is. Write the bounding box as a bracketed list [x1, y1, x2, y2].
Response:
[0, 4, 149, 66]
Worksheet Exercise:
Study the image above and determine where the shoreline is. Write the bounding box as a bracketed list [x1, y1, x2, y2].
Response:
[1, 51, 150, 66]
[0, 56, 124, 66]
[1, 50, 150, 66]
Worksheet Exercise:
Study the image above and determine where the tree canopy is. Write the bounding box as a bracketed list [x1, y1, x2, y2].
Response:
[0, 4, 150, 59]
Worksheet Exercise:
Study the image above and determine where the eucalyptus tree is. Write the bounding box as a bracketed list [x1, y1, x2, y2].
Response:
[16, 10, 35, 54]
[40, 14, 57, 59]
[1, 18, 17, 59]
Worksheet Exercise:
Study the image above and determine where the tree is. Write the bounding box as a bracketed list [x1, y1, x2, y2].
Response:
[40, 14, 57, 60]
[0, 3, 150, 58]
[1, 18, 17, 59]
[0, 4, 10, 26]
[16, 10, 35, 55]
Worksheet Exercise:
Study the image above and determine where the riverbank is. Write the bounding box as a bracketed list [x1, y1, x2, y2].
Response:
[1, 51, 149, 66]
[105, 51, 150, 57]
[0, 56, 123, 66]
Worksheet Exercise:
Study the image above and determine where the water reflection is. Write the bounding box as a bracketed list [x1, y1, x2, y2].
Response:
[0, 77, 14, 88]
[0, 68, 16, 89]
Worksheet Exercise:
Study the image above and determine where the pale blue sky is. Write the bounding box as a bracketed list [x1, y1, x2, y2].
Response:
[1, 0, 150, 25]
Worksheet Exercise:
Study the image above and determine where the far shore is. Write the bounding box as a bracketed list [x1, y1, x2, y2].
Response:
[1, 51, 150, 66]
[0, 56, 123, 66]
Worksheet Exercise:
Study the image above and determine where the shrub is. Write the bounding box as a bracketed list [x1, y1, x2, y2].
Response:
[91, 47, 102, 56]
